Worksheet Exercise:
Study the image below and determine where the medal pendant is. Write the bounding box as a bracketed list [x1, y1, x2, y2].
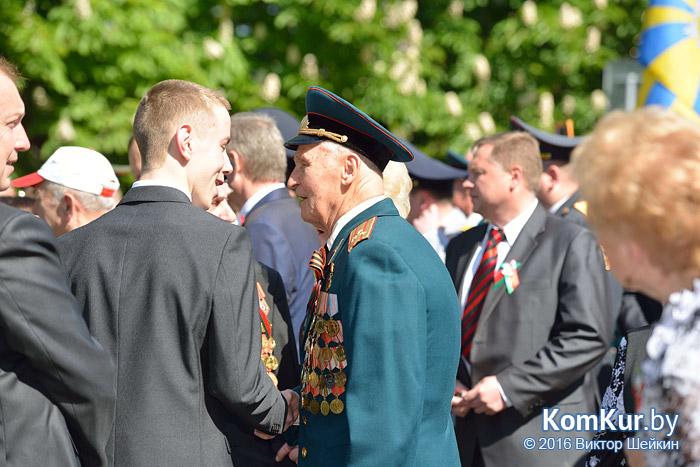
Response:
[325, 319, 340, 337]
[334, 371, 347, 387]
[320, 400, 330, 416]
[330, 398, 344, 414]
[308, 399, 320, 415]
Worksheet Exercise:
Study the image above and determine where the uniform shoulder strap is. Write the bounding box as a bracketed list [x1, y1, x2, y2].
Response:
[347, 216, 378, 253]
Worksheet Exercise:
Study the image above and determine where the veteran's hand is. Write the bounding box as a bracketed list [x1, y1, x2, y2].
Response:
[275, 443, 299, 464]
[451, 379, 471, 418]
[464, 375, 506, 415]
[282, 389, 300, 431]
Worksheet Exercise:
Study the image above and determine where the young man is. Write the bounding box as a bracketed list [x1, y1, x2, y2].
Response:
[58, 79, 297, 466]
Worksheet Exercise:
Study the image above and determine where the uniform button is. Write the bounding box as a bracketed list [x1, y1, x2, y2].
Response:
[302, 416, 307, 425]
[301, 447, 307, 458]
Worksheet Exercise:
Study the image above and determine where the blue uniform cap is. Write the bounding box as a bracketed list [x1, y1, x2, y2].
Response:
[284, 87, 414, 170]
[509, 116, 583, 162]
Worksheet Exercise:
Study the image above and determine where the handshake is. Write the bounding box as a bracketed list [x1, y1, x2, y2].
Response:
[254, 389, 301, 464]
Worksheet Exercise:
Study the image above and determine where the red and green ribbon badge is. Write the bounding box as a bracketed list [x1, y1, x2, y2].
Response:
[494, 259, 521, 294]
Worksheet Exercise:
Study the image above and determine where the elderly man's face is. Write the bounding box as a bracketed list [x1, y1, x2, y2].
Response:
[0, 73, 30, 191]
[287, 142, 343, 232]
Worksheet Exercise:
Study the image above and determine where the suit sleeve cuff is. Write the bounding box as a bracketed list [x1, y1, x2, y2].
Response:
[495, 377, 513, 407]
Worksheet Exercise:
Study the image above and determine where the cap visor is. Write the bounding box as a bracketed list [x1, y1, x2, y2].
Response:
[284, 134, 326, 151]
[11, 172, 44, 188]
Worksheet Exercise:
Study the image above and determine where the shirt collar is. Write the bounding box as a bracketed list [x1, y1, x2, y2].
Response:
[548, 193, 572, 215]
[326, 196, 385, 250]
[132, 179, 192, 201]
[494, 198, 538, 246]
[239, 183, 286, 220]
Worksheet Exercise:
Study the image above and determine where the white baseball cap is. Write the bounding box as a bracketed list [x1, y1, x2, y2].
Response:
[12, 146, 120, 197]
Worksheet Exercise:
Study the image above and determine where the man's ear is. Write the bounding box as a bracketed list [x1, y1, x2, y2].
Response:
[175, 124, 195, 162]
[545, 163, 560, 183]
[509, 165, 525, 191]
[61, 192, 76, 223]
[228, 149, 243, 175]
[340, 152, 362, 186]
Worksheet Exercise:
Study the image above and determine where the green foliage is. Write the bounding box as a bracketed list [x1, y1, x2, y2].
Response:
[0, 0, 644, 176]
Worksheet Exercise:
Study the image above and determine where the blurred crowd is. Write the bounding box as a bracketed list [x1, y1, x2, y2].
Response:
[1, 53, 699, 467]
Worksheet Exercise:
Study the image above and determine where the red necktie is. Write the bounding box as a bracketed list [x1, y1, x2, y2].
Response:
[461, 227, 503, 359]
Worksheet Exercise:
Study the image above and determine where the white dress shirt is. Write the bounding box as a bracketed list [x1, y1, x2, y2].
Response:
[132, 179, 192, 201]
[238, 183, 286, 223]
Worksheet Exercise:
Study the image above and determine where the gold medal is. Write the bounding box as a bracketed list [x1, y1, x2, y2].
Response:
[335, 371, 347, 387]
[312, 344, 320, 360]
[321, 347, 333, 362]
[308, 399, 320, 415]
[315, 319, 326, 334]
[325, 319, 340, 337]
[309, 371, 319, 388]
[264, 355, 279, 371]
[334, 346, 346, 362]
[268, 336, 276, 349]
[320, 400, 330, 416]
[330, 398, 344, 414]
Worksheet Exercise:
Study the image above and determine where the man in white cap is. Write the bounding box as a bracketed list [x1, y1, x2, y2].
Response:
[12, 146, 120, 236]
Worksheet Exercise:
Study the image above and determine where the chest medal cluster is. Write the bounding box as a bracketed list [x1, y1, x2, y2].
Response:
[257, 282, 279, 387]
[301, 290, 347, 416]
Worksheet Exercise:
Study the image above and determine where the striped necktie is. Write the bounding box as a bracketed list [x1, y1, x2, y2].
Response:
[461, 227, 503, 359]
[309, 246, 327, 281]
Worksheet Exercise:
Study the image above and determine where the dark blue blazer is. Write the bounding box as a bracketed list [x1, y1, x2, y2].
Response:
[244, 187, 320, 352]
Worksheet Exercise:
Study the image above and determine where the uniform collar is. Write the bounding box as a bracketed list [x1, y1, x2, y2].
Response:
[326, 196, 385, 250]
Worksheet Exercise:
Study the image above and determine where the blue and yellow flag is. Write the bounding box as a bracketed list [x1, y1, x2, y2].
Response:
[637, 0, 700, 123]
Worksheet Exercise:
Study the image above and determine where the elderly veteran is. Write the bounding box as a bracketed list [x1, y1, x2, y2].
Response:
[276, 87, 461, 466]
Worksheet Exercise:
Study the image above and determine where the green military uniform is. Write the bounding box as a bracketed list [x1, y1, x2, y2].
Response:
[285, 87, 461, 466]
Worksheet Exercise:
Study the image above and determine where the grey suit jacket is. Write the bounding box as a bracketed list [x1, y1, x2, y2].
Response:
[243, 187, 320, 349]
[446, 204, 611, 467]
[58, 186, 287, 467]
[0, 204, 116, 467]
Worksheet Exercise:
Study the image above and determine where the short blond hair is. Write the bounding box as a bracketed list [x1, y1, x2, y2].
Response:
[572, 106, 700, 276]
[485, 132, 542, 193]
[133, 79, 230, 171]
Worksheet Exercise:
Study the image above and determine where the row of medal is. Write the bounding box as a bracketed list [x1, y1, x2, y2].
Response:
[258, 282, 279, 387]
[301, 292, 347, 416]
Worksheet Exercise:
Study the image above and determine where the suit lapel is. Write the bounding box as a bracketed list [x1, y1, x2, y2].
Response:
[477, 205, 547, 325]
[453, 224, 488, 287]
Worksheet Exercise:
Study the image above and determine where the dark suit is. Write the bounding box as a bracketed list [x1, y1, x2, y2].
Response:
[227, 261, 300, 467]
[58, 186, 287, 467]
[446, 204, 611, 467]
[243, 187, 320, 347]
[0, 204, 116, 467]
[554, 192, 662, 337]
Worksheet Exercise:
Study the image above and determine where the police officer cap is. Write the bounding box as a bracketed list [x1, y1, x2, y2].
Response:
[509, 116, 583, 162]
[284, 87, 414, 170]
[403, 139, 468, 195]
